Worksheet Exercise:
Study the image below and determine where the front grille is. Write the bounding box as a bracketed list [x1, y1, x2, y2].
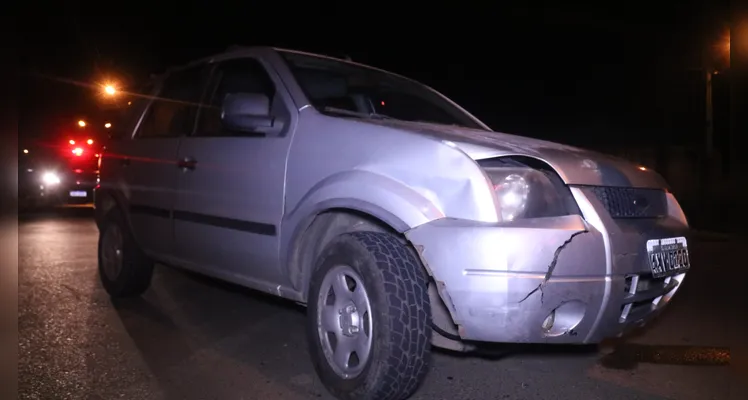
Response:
[589, 186, 667, 219]
[619, 273, 680, 323]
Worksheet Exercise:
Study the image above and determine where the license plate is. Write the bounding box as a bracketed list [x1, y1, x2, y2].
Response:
[69, 190, 87, 198]
[647, 237, 690, 278]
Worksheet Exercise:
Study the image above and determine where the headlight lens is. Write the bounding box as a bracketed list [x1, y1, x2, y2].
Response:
[481, 160, 579, 221]
[41, 172, 61, 185]
[494, 173, 531, 221]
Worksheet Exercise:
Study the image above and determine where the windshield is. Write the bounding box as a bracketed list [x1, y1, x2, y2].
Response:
[279, 51, 487, 130]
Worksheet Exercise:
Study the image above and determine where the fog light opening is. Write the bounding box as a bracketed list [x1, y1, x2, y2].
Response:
[541, 300, 586, 338]
[542, 310, 555, 332]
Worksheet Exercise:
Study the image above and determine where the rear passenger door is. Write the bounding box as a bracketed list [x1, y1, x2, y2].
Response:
[119, 65, 209, 260]
[172, 56, 296, 286]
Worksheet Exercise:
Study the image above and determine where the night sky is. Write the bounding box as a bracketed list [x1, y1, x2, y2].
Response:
[19, 2, 731, 150]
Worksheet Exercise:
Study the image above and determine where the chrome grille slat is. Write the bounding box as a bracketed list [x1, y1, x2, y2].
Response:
[619, 273, 678, 323]
[624, 279, 679, 303]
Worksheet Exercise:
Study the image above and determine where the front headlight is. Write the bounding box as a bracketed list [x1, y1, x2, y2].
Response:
[41, 172, 61, 185]
[480, 158, 579, 221]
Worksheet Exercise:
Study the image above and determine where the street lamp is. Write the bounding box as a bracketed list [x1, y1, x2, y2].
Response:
[704, 30, 733, 159]
[104, 85, 117, 96]
[23, 149, 28, 154]
[104, 122, 112, 129]
[78, 120, 86, 127]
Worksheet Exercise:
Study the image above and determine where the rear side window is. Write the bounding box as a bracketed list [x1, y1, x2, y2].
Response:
[136, 65, 208, 138]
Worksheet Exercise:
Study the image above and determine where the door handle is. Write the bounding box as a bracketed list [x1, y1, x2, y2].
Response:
[177, 157, 197, 171]
[120, 157, 130, 167]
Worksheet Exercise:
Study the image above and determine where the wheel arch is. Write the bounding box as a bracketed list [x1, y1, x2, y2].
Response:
[281, 170, 445, 301]
[285, 204, 411, 303]
[94, 188, 136, 237]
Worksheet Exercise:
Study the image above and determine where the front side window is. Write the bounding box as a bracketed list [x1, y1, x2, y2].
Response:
[114, 83, 154, 140]
[195, 58, 277, 137]
[279, 51, 486, 130]
[136, 65, 207, 138]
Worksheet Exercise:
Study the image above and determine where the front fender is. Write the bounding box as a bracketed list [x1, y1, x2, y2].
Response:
[279, 170, 445, 284]
[285, 170, 446, 231]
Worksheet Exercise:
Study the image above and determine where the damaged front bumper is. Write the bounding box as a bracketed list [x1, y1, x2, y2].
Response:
[405, 187, 690, 345]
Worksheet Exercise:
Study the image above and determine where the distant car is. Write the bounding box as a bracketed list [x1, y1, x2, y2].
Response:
[18, 153, 66, 209]
[58, 136, 101, 204]
[95, 47, 692, 400]
[19, 137, 100, 209]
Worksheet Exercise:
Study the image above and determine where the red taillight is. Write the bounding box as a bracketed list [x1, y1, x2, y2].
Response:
[74, 169, 83, 174]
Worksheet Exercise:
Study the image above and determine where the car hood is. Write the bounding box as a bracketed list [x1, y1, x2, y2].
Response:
[366, 119, 669, 189]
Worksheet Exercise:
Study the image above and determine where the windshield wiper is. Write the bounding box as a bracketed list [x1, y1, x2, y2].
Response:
[322, 106, 396, 121]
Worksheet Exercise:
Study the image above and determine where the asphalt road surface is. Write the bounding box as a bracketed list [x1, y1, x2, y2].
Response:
[19, 208, 747, 400]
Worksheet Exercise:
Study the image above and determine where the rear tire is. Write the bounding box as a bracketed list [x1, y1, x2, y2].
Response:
[97, 209, 153, 298]
[307, 231, 431, 400]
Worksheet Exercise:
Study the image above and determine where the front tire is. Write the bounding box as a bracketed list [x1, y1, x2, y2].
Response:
[307, 231, 431, 400]
[98, 209, 154, 298]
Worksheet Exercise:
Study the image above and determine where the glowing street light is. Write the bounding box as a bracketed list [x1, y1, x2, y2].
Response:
[69, 139, 75, 145]
[104, 84, 117, 96]
[104, 122, 112, 129]
[23, 149, 28, 154]
[87, 139, 94, 145]
[78, 120, 86, 127]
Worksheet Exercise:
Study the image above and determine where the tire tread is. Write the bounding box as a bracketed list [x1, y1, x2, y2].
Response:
[98, 210, 153, 298]
[346, 231, 431, 400]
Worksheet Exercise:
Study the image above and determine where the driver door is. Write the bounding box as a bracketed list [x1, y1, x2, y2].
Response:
[171, 56, 296, 286]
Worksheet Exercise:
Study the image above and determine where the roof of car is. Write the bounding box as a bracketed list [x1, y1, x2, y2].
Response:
[159, 46, 401, 81]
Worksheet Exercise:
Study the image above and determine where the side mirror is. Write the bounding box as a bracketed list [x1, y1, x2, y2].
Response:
[222, 92, 278, 133]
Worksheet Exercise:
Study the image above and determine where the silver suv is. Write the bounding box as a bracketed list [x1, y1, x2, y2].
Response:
[95, 47, 692, 400]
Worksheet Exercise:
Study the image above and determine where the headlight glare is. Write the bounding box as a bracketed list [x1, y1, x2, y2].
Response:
[42, 172, 61, 185]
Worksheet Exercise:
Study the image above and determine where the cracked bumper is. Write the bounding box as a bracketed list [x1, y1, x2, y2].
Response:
[405, 188, 690, 344]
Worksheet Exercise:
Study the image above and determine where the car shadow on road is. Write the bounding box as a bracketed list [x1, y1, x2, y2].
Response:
[104, 265, 329, 400]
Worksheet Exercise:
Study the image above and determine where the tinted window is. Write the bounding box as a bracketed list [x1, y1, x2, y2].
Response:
[137, 65, 207, 138]
[196, 58, 276, 136]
